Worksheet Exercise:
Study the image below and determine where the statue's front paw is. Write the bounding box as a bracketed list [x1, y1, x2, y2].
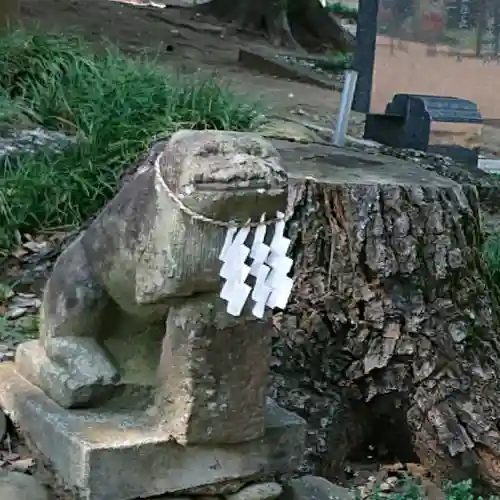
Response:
[16, 338, 119, 409]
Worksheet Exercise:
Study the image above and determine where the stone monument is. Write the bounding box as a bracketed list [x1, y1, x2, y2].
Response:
[0, 130, 306, 500]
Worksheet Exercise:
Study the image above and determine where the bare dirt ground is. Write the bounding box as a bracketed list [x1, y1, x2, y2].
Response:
[19, 0, 369, 138]
[21, 0, 500, 154]
[16, 0, 500, 151]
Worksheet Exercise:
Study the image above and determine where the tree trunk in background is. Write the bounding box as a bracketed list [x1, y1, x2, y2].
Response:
[288, 0, 354, 52]
[272, 179, 500, 493]
[0, 0, 20, 29]
[198, 0, 354, 52]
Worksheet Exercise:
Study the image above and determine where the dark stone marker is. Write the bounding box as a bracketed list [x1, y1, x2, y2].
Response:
[364, 94, 483, 165]
[353, 0, 500, 161]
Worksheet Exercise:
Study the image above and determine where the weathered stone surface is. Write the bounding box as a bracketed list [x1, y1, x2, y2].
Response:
[226, 482, 283, 500]
[182, 480, 246, 496]
[283, 476, 354, 500]
[15, 130, 288, 444]
[155, 497, 193, 500]
[0, 363, 306, 500]
[0, 127, 73, 160]
[0, 471, 49, 500]
[153, 293, 270, 444]
[16, 338, 119, 409]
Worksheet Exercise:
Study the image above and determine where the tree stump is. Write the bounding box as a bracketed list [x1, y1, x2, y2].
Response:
[270, 140, 500, 493]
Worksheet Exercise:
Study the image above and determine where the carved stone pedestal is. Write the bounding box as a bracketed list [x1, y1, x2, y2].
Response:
[0, 363, 305, 500]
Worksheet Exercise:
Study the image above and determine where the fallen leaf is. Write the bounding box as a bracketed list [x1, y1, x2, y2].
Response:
[11, 247, 29, 259]
[4, 307, 27, 320]
[6, 265, 21, 277]
[381, 462, 404, 473]
[9, 457, 35, 473]
[405, 462, 430, 478]
[49, 232, 67, 243]
[22, 241, 51, 254]
[6, 295, 42, 319]
[16, 293, 37, 300]
[0, 285, 14, 302]
[12, 315, 39, 334]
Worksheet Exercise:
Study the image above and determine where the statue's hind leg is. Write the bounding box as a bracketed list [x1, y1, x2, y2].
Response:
[16, 236, 120, 409]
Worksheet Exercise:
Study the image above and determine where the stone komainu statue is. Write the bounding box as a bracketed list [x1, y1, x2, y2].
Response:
[16, 129, 289, 445]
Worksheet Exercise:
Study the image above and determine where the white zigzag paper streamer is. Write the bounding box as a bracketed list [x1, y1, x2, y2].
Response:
[219, 212, 294, 318]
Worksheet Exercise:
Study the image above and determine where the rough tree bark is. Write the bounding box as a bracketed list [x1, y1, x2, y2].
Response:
[0, 0, 20, 29]
[271, 144, 500, 493]
[197, 0, 354, 52]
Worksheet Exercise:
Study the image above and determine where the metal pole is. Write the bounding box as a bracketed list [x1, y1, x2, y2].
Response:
[333, 69, 359, 147]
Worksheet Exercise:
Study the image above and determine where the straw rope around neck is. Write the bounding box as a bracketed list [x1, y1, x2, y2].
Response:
[153, 152, 294, 229]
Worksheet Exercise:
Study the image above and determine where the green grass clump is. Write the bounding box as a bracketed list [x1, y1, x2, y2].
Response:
[0, 89, 23, 126]
[0, 29, 266, 249]
[483, 232, 500, 289]
[364, 478, 498, 500]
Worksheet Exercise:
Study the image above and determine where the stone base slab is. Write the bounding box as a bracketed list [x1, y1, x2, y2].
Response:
[0, 364, 306, 500]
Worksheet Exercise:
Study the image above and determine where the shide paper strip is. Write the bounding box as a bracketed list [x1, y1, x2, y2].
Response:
[219, 212, 294, 317]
